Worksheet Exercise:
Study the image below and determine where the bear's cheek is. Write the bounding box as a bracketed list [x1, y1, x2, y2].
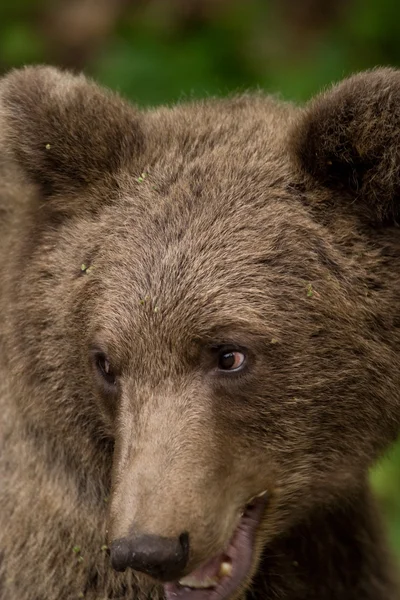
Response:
[88, 366, 120, 435]
[95, 389, 119, 434]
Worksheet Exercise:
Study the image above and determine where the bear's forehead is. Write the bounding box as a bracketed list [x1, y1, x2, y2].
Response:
[90, 189, 326, 359]
[100, 175, 306, 301]
[102, 98, 300, 271]
[84, 97, 331, 351]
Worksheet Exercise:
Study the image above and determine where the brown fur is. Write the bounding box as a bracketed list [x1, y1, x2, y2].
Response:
[0, 66, 399, 600]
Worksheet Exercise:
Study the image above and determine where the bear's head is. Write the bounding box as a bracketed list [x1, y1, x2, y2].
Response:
[2, 67, 400, 599]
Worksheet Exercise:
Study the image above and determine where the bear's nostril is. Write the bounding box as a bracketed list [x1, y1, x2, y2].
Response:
[110, 532, 190, 581]
[110, 537, 132, 572]
[178, 531, 189, 557]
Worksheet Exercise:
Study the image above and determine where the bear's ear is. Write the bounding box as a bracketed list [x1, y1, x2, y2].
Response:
[291, 68, 400, 222]
[0, 66, 144, 197]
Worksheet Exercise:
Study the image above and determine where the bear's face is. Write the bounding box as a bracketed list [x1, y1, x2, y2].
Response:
[2, 67, 400, 600]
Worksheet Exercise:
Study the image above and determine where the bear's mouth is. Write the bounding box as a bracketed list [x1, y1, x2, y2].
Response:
[163, 492, 268, 600]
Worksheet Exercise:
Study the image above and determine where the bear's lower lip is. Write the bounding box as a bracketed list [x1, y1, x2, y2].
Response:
[163, 494, 268, 600]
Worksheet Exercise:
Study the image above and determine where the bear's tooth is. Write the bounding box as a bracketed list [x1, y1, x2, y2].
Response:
[178, 575, 219, 589]
[219, 561, 232, 577]
[247, 489, 268, 504]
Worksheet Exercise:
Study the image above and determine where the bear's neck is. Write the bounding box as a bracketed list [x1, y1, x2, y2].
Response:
[250, 483, 399, 600]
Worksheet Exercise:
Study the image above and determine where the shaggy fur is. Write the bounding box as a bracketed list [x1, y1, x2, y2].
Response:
[0, 66, 399, 600]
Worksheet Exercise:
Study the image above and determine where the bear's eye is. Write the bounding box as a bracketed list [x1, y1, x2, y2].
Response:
[218, 349, 246, 371]
[95, 353, 117, 386]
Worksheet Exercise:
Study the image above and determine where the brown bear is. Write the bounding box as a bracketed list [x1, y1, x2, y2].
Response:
[0, 65, 399, 600]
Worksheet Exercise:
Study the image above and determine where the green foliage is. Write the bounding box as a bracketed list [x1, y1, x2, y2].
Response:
[371, 444, 400, 561]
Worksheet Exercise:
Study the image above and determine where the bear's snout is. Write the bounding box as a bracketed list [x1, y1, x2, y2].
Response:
[110, 532, 189, 581]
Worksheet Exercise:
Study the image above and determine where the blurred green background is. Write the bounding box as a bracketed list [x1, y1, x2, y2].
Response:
[1, 0, 399, 564]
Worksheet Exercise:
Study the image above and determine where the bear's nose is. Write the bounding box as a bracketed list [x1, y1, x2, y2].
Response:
[110, 532, 189, 581]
